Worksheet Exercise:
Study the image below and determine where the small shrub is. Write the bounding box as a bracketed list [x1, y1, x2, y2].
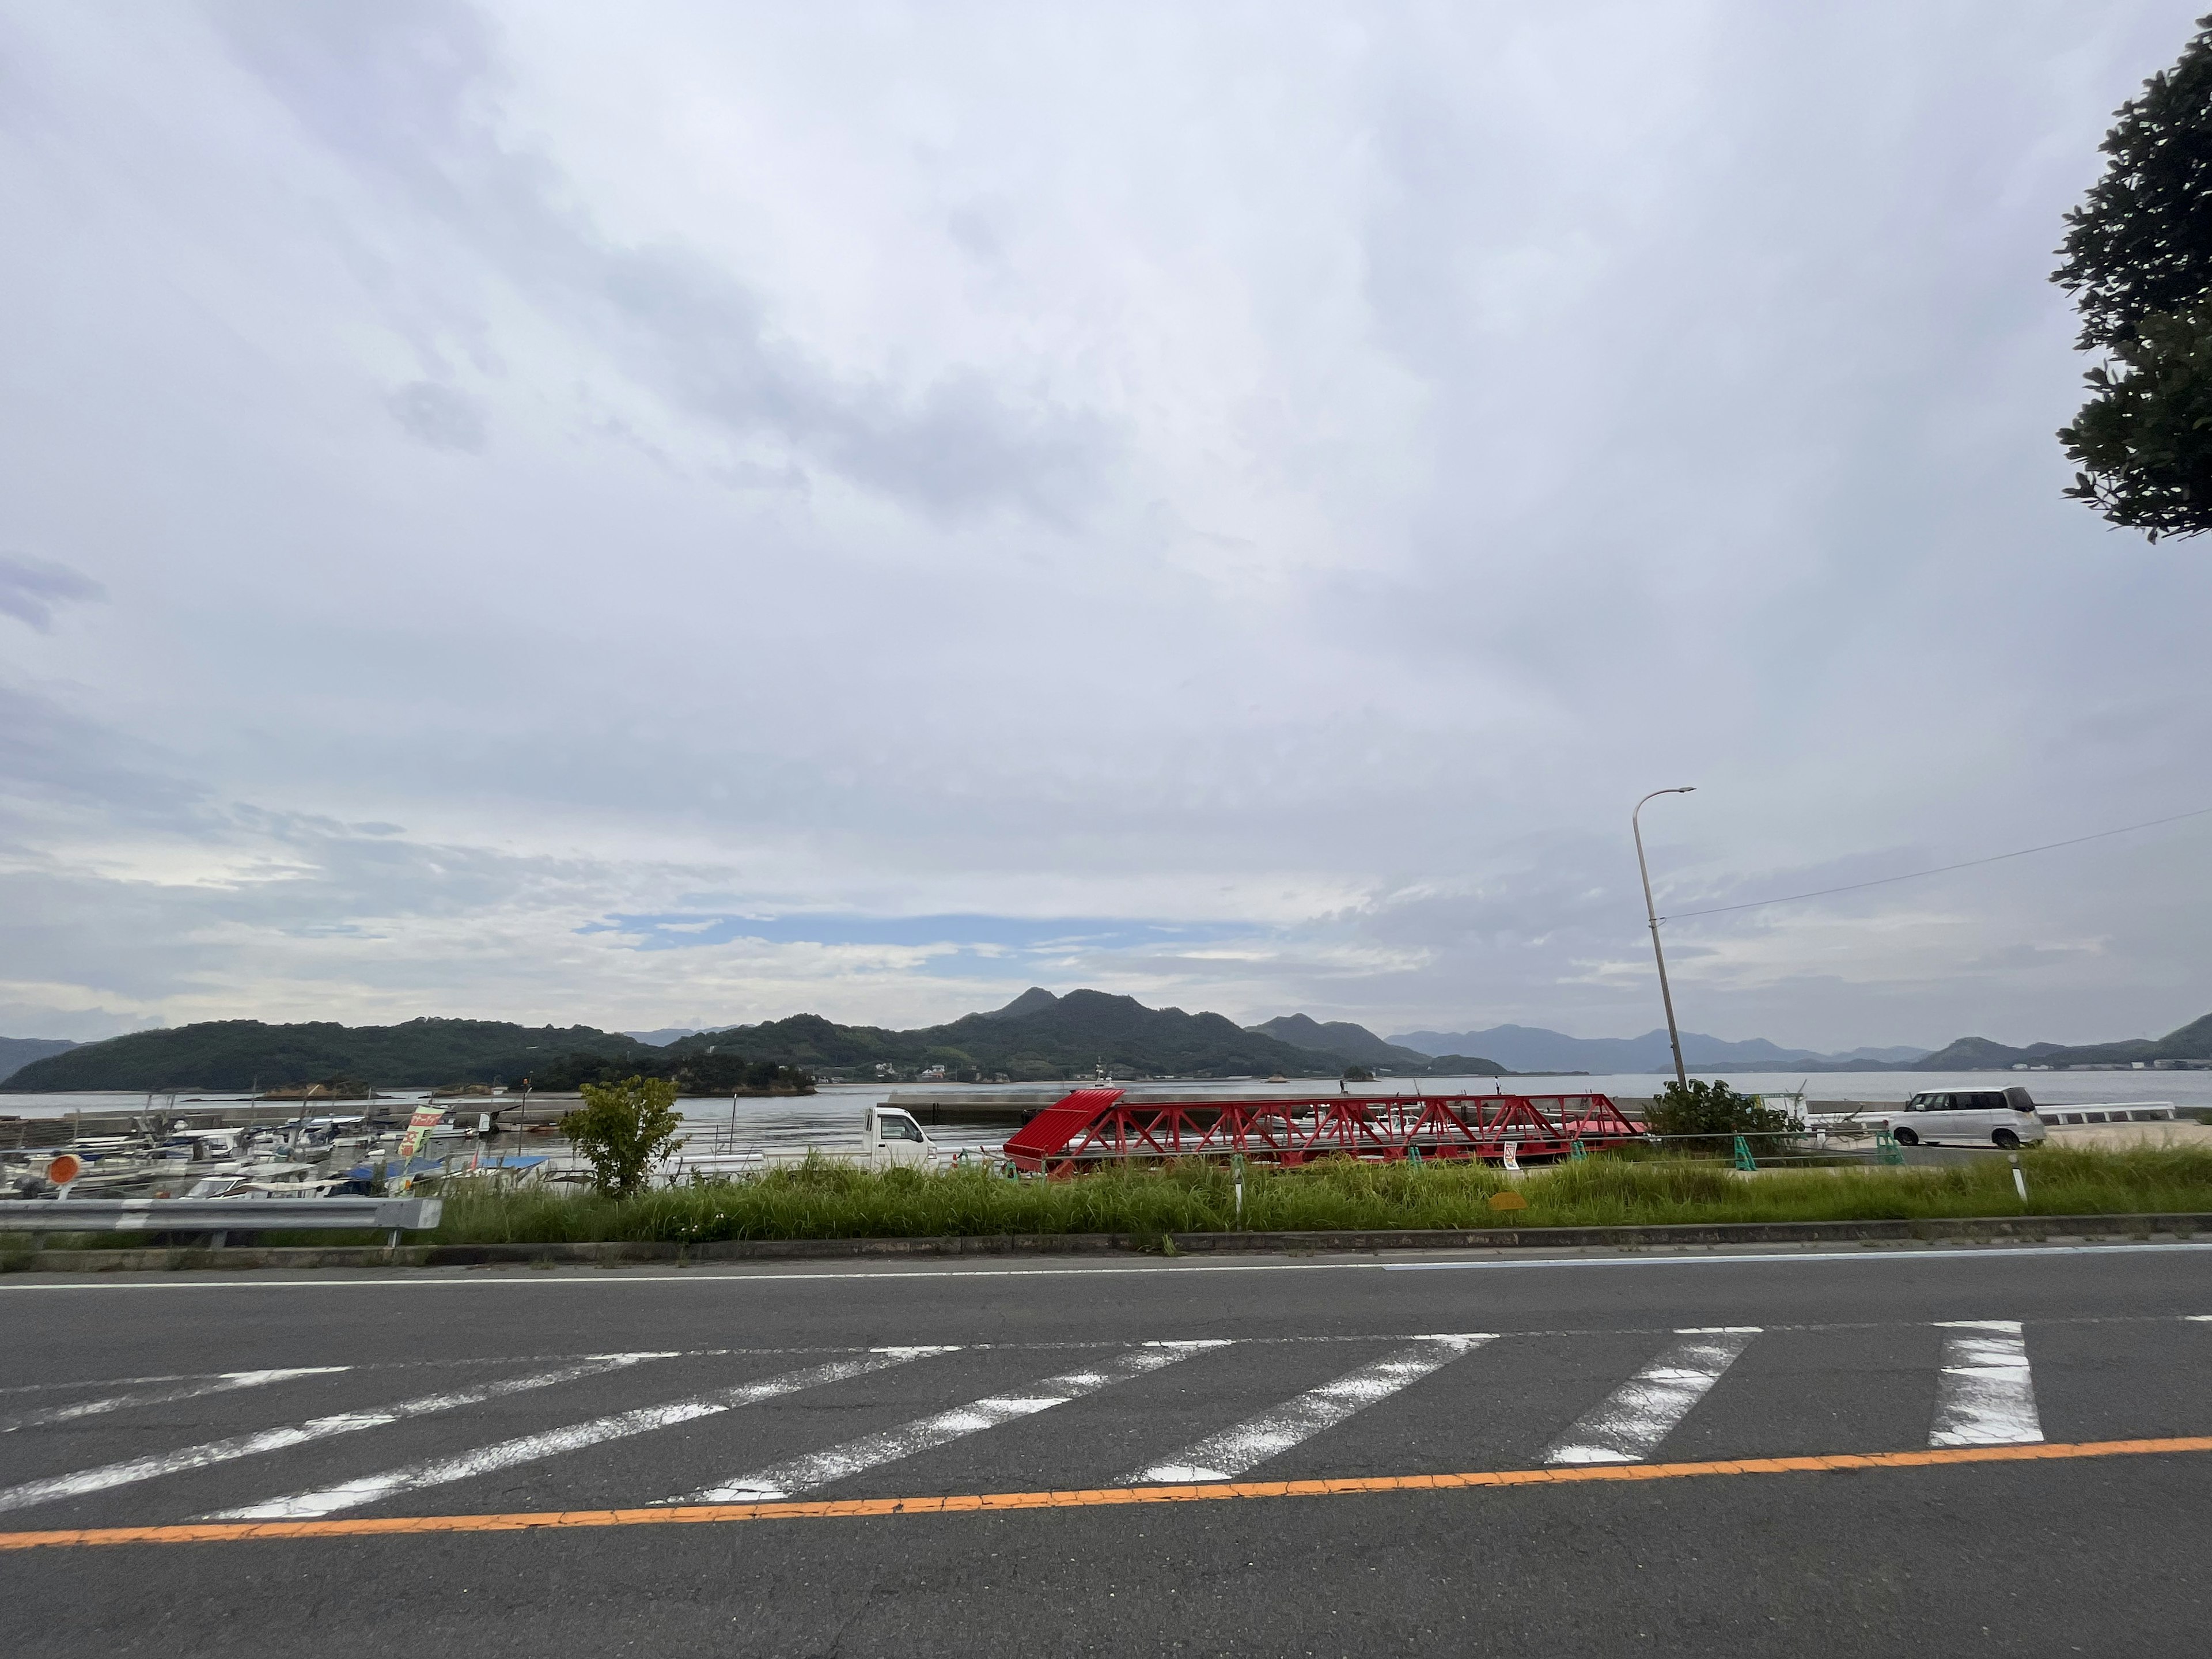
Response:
[560, 1075, 683, 1198]
[1646, 1078, 1799, 1147]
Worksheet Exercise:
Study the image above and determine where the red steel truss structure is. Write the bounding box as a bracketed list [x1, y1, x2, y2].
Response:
[1002, 1087, 1643, 1175]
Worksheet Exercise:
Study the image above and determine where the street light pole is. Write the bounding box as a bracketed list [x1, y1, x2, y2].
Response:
[1633, 787, 1697, 1090]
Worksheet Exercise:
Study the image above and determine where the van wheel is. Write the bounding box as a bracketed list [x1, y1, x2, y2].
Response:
[1993, 1129, 2020, 1151]
[1892, 1127, 1918, 1146]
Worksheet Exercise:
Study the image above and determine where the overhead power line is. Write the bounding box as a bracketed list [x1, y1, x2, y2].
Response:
[1659, 803, 2212, 923]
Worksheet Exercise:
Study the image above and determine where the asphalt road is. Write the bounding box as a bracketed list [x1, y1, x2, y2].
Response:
[3, 1240, 2209, 1657]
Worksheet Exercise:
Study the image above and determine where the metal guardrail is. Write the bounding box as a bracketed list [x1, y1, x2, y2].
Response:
[0, 1196, 442, 1247]
[2035, 1103, 2179, 1125]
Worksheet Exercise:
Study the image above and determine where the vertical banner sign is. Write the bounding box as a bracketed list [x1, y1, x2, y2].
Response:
[396, 1103, 445, 1162]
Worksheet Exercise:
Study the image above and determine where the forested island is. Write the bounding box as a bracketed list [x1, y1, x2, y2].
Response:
[2, 990, 1503, 1094]
[10, 992, 2208, 1095]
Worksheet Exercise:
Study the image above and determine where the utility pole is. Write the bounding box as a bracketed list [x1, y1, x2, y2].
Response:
[1633, 787, 1697, 1090]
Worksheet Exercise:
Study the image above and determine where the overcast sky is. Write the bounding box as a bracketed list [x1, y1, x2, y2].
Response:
[3, 1, 2209, 1052]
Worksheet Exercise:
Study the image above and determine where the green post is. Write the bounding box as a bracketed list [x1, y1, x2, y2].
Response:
[1569, 1137, 1588, 1162]
[1733, 1134, 1758, 1172]
[1873, 1127, 1903, 1166]
[1407, 1144, 1422, 1167]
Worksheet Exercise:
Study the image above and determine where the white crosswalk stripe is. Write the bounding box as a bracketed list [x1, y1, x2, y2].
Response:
[0, 1352, 675, 1516]
[1929, 1321, 2042, 1446]
[0, 1368, 349, 1436]
[1545, 1327, 1761, 1465]
[209, 1347, 957, 1521]
[1123, 1334, 1494, 1485]
[675, 1342, 1229, 1503]
[0, 1316, 2155, 1518]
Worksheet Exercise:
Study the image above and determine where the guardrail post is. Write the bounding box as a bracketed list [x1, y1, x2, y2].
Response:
[1569, 1137, 1588, 1162]
[1873, 1127, 1903, 1166]
[1732, 1134, 1758, 1172]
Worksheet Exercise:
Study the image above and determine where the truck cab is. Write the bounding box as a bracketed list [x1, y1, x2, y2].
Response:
[863, 1105, 938, 1167]
[1891, 1086, 2047, 1150]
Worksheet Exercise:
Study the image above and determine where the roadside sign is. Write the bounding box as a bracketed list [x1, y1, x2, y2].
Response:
[44, 1153, 83, 1187]
[396, 1103, 445, 1161]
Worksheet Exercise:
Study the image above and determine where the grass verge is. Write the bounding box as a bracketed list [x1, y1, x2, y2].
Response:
[319, 1144, 2212, 1246]
[18, 1146, 2212, 1253]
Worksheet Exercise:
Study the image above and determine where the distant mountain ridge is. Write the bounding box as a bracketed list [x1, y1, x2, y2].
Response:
[25, 996, 2188, 1093]
[683, 990, 1502, 1080]
[0, 1036, 76, 1085]
[1386, 1024, 1925, 1074]
[1392, 1010, 2212, 1073]
[1911, 1010, 2212, 1071]
[3, 1020, 646, 1093]
[1245, 1015, 1431, 1068]
[623, 1028, 698, 1047]
[3, 991, 1499, 1093]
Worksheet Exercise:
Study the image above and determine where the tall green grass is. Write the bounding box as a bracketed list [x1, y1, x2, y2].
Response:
[414, 1145, 2212, 1246]
[18, 1147, 2209, 1256]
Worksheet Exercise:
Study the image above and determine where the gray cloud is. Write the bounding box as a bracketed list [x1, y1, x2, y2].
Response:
[0, 685, 198, 821]
[0, 2, 2206, 1047]
[387, 380, 486, 453]
[207, 0, 1114, 522]
[0, 555, 103, 630]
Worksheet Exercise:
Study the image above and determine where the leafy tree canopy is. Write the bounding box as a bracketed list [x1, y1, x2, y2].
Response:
[562, 1075, 683, 1198]
[2055, 16, 2212, 539]
[1645, 1078, 1798, 1143]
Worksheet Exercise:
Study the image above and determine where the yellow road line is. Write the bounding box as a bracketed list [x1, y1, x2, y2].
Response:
[4, 1436, 2208, 1551]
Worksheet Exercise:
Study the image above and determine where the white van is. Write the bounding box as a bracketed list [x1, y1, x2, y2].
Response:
[1888, 1087, 2047, 1150]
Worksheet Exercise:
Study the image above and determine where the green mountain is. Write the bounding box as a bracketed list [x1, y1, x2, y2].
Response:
[5, 990, 1511, 1094]
[1246, 1015, 1431, 1069]
[0, 1036, 76, 1085]
[1, 1019, 647, 1093]
[675, 989, 1388, 1081]
[1910, 1037, 2067, 1070]
[1911, 1009, 2212, 1070]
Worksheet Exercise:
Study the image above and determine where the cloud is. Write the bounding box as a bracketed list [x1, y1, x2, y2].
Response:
[387, 380, 487, 452]
[0, 555, 104, 630]
[0, 2, 2207, 1048]
[207, 0, 1115, 522]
